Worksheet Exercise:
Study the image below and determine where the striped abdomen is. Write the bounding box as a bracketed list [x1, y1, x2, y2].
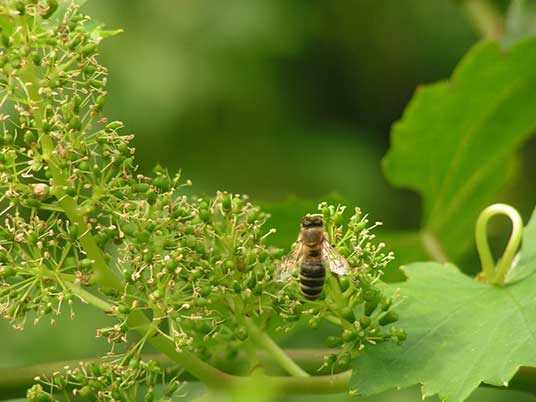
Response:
[300, 258, 325, 300]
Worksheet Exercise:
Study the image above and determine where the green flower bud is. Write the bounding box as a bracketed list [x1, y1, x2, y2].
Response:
[236, 326, 248, 341]
[199, 209, 211, 223]
[222, 193, 232, 211]
[381, 298, 392, 311]
[354, 221, 367, 232]
[52, 374, 66, 390]
[172, 208, 188, 218]
[166, 260, 179, 270]
[191, 268, 203, 280]
[133, 183, 150, 193]
[2, 133, 13, 145]
[325, 336, 342, 348]
[128, 356, 140, 369]
[68, 116, 82, 131]
[339, 276, 350, 291]
[340, 306, 354, 322]
[246, 273, 256, 289]
[364, 300, 378, 316]
[334, 213, 344, 226]
[78, 385, 94, 398]
[390, 327, 407, 342]
[73, 159, 87, 171]
[72, 95, 82, 112]
[200, 285, 211, 297]
[342, 329, 357, 342]
[143, 252, 153, 263]
[95, 95, 105, 111]
[82, 63, 98, 75]
[118, 304, 131, 314]
[247, 210, 260, 224]
[1, 33, 10, 48]
[146, 190, 157, 204]
[0, 251, 8, 264]
[26, 384, 54, 402]
[152, 176, 170, 192]
[308, 317, 320, 329]
[0, 266, 15, 279]
[81, 43, 97, 57]
[363, 289, 380, 302]
[232, 280, 241, 294]
[14, 1, 25, 15]
[379, 311, 399, 326]
[359, 315, 371, 329]
[195, 297, 208, 307]
[32, 52, 42, 66]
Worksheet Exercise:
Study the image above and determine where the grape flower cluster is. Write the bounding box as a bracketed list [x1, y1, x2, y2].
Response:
[0, 1, 404, 400]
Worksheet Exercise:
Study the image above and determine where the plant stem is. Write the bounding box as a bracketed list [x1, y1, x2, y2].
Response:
[244, 318, 310, 378]
[461, 0, 505, 39]
[475, 203, 523, 285]
[141, 320, 235, 388]
[19, 18, 122, 290]
[5, 350, 536, 399]
[14, 15, 341, 396]
[18, 15, 235, 389]
[0, 350, 350, 400]
[68, 284, 114, 313]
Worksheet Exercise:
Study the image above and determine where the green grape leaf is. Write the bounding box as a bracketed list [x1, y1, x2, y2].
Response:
[504, 0, 536, 48]
[351, 208, 536, 402]
[383, 39, 536, 264]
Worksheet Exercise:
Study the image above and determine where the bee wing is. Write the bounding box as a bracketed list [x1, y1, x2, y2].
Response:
[321, 238, 351, 276]
[274, 240, 304, 281]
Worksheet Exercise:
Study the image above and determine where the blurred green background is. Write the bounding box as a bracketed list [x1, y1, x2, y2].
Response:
[2, 0, 536, 401]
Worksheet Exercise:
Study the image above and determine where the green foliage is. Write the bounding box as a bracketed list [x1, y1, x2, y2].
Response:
[351, 209, 536, 402]
[2, 1, 536, 402]
[383, 39, 536, 265]
[0, 1, 398, 399]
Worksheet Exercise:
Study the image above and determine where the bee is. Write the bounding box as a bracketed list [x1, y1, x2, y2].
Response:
[275, 214, 350, 300]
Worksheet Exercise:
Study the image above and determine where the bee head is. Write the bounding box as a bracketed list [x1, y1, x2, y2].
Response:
[301, 214, 324, 228]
